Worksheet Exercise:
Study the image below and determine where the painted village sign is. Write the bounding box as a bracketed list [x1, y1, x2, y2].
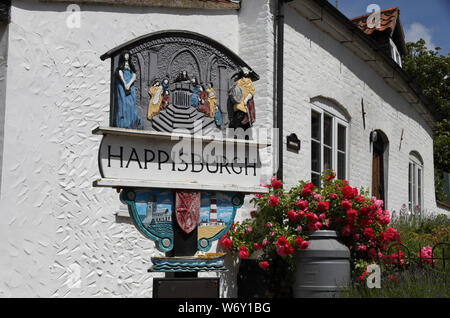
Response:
[93, 31, 269, 273]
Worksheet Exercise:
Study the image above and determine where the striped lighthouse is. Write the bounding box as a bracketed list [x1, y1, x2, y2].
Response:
[209, 196, 217, 225]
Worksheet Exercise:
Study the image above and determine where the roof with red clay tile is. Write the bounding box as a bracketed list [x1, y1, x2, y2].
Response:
[350, 6, 400, 36]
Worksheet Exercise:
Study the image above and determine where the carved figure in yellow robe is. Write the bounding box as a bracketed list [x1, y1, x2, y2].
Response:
[230, 67, 255, 129]
[206, 83, 217, 118]
[147, 80, 163, 120]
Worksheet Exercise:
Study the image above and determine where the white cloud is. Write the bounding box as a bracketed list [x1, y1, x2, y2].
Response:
[405, 22, 436, 49]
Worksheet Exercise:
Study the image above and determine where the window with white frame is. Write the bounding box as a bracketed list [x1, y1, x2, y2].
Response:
[311, 106, 348, 187]
[389, 38, 402, 67]
[408, 152, 423, 212]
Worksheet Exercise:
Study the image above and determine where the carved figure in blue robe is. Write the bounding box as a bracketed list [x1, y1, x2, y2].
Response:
[115, 50, 143, 129]
[190, 78, 200, 109]
[214, 109, 222, 127]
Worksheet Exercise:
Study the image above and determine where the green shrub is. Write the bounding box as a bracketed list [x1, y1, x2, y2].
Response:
[339, 266, 449, 298]
[340, 212, 450, 298]
[390, 212, 449, 259]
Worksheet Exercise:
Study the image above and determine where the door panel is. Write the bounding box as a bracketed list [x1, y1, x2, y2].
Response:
[372, 136, 385, 203]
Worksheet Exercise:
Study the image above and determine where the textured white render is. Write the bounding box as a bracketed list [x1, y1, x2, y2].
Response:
[0, 0, 242, 298]
[0, 0, 443, 298]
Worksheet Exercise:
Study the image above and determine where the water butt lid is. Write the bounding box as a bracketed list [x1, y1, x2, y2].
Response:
[304, 230, 338, 239]
[298, 230, 350, 258]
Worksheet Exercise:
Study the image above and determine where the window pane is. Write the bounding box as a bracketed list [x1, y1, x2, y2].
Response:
[418, 168, 422, 207]
[338, 152, 346, 180]
[338, 124, 346, 152]
[311, 111, 321, 141]
[324, 114, 332, 147]
[311, 173, 320, 188]
[311, 140, 321, 173]
[408, 163, 412, 210]
[412, 164, 416, 207]
[324, 146, 332, 171]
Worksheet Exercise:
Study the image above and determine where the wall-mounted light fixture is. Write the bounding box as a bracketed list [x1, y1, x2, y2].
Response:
[370, 130, 378, 143]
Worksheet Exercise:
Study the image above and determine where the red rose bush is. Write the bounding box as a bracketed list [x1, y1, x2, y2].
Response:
[220, 171, 402, 275]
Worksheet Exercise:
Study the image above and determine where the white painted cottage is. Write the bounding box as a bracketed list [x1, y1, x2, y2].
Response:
[0, 0, 446, 297]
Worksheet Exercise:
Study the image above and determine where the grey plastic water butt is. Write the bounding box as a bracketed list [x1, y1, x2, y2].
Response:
[293, 230, 350, 298]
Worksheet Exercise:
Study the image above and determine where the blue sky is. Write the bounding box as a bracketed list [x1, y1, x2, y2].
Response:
[328, 0, 450, 54]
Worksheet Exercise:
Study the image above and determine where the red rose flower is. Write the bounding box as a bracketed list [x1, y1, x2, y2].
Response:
[219, 234, 232, 249]
[305, 212, 318, 222]
[317, 201, 329, 212]
[295, 237, 304, 248]
[253, 243, 262, 250]
[238, 246, 249, 259]
[355, 195, 364, 204]
[341, 200, 353, 210]
[300, 240, 309, 250]
[271, 179, 282, 189]
[258, 261, 269, 269]
[359, 216, 373, 227]
[219, 235, 232, 249]
[287, 209, 297, 222]
[296, 211, 305, 219]
[307, 222, 317, 231]
[342, 185, 356, 200]
[276, 236, 287, 245]
[346, 209, 358, 223]
[363, 227, 374, 239]
[359, 206, 370, 216]
[295, 237, 309, 250]
[304, 182, 314, 189]
[268, 196, 279, 207]
[301, 187, 312, 197]
[295, 200, 309, 210]
[276, 236, 294, 257]
[329, 193, 338, 200]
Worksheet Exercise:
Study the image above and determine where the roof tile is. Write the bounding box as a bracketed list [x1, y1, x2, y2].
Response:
[350, 6, 399, 36]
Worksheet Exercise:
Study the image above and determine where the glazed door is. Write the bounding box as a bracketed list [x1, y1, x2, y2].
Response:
[372, 138, 385, 203]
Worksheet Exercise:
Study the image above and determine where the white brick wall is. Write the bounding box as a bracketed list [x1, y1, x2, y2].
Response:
[282, 5, 437, 214]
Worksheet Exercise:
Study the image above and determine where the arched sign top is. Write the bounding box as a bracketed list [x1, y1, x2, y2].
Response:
[101, 30, 259, 133]
[101, 30, 259, 81]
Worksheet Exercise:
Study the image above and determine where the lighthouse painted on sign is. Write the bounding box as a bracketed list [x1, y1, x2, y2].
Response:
[198, 192, 234, 244]
[209, 196, 219, 225]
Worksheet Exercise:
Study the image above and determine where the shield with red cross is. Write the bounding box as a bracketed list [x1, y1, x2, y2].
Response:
[175, 190, 201, 234]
